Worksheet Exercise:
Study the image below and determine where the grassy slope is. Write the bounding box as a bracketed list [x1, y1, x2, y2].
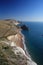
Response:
[0, 20, 19, 38]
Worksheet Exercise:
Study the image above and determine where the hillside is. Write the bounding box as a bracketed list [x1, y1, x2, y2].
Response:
[0, 20, 37, 65]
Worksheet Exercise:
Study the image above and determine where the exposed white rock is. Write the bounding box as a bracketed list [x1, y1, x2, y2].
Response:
[10, 42, 16, 46]
[10, 41, 37, 65]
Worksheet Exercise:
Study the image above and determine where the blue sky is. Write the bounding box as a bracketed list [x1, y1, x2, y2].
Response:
[0, 0, 43, 21]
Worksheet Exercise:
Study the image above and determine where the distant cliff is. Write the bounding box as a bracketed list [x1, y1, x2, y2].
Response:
[21, 25, 28, 30]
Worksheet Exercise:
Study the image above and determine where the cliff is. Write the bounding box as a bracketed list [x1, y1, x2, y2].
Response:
[0, 20, 37, 65]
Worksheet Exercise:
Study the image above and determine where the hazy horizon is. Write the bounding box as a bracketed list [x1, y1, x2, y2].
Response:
[0, 0, 43, 21]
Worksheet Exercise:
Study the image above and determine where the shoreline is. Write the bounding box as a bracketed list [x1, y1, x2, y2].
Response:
[19, 30, 37, 65]
[19, 30, 31, 57]
[7, 22, 37, 65]
[0, 20, 37, 65]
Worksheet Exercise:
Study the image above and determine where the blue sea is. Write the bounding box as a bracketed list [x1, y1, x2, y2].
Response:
[21, 22, 43, 65]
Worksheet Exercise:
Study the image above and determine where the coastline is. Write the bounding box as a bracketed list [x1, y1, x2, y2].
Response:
[19, 29, 37, 65]
[7, 22, 37, 65]
[0, 20, 37, 65]
[19, 30, 31, 57]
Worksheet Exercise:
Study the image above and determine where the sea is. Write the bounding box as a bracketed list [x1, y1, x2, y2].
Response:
[21, 22, 43, 65]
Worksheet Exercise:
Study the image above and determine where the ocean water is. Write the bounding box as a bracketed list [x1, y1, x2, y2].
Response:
[21, 22, 43, 65]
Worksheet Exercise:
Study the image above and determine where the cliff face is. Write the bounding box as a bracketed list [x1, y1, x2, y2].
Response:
[0, 41, 27, 65]
[0, 20, 37, 65]
[0, 41, 37, 65]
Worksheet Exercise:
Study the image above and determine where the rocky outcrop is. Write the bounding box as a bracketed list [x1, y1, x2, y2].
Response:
[21, 25, 28, 31]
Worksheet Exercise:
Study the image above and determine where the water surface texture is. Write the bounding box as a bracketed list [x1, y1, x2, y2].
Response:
[22, 22, 43, 65]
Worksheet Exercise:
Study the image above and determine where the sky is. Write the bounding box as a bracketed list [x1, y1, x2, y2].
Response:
[0, 0, 43, 21]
